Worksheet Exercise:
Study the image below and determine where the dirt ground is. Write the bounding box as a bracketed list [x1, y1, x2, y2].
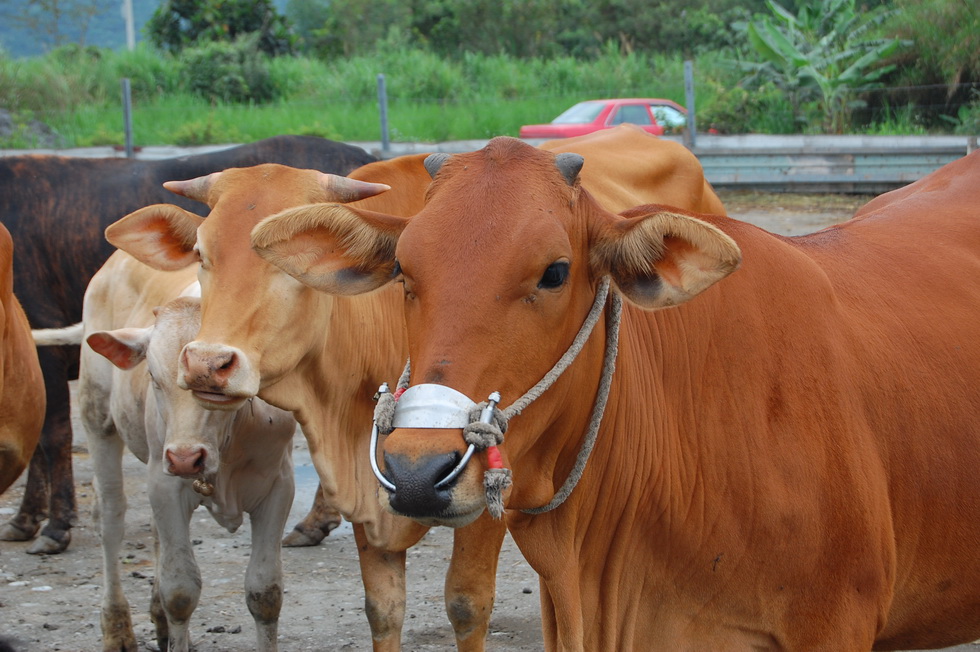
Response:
[2, 191, 977, 652]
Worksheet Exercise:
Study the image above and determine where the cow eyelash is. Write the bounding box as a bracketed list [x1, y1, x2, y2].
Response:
[194, 247, 209, 271]
[392, 260, 416, 299]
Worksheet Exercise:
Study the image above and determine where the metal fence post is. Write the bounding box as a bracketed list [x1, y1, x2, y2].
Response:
[684, 60, 697, 149]
[377, 73, 390, 155]
[121, 78, 134, 159]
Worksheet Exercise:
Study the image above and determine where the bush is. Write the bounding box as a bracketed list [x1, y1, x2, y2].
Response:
[700, 82, 797, 134]
[179, 35, 279, 103]
[944, 89, 980, 135]
[110, 44, 182, 100]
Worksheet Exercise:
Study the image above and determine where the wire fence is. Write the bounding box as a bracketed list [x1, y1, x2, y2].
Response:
[2, 74, 978, 153]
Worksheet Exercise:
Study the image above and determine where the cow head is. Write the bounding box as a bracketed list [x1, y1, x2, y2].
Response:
[104, 164, 389, 411]
[252, 138, 741, 525]
[87, 297, 294, 479]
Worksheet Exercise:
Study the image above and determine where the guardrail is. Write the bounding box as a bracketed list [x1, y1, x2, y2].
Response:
[3, 134, 977, 194]
[353, 134, 978, 193]
[687, 134, 977, 193]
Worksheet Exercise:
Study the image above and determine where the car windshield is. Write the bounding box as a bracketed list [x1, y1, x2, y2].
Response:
[551, 101, 604, 125]
[653, 105, 687, 128]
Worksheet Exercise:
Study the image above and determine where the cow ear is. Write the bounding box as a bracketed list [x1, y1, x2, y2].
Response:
[591, 207, 741, 309]
[87, 327, 152, 370]
[105, 204, 203, 271]
[252, 203, 407, 296]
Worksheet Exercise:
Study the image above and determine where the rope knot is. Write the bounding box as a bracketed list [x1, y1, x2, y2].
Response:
[373, 390, 398, 435]
[463, 402, 508, 449]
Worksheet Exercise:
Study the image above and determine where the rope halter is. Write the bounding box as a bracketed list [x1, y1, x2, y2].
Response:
[371, 277, 623, 519]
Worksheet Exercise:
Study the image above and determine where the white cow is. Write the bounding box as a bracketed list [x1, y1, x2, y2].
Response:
[73, 250, 297, 652]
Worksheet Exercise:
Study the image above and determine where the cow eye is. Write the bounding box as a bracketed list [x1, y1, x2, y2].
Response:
[391, 260, 402, 279]
[538, 261, 570, 290]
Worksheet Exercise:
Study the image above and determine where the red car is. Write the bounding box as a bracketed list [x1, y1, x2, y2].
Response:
[519, 98, 687, 139]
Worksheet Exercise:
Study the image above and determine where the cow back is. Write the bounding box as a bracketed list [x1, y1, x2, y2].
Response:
[542, 125, 726, 214]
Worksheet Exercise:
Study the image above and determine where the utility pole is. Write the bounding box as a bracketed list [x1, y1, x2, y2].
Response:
[122, 0, 135, 51]
[683, 60, 697, 149]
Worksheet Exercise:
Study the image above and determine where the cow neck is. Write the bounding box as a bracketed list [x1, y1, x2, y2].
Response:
[374, 276, 623, 516]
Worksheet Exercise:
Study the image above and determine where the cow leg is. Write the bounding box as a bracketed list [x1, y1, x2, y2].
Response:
[0, 443, 48, 540]
[148, 522, 169, 652]
[352, 523, 407, 652]
[28, 396, 76, 554]
[445, 513, 508, 651]
[147, 469, 201, 652]
[281, 482, 342, 547]
[244, 470, 294, 651]
[89, 430, 138, 652]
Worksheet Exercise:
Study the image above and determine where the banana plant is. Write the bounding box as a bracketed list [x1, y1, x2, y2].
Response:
[740, 0, 905, 133]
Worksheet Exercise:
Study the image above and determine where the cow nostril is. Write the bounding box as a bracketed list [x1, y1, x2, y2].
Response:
[165, 447, 208, 477]
[382, 451, 459, 518]
[218, 353, 235, 371]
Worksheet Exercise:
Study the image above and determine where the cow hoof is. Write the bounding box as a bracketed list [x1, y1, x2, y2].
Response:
[101, 636, 140, 652]
[26, 533, 69, 555]
[281, 519, 341, 547]
[103, 643, 140, 652]
[0, 520, 37, 541]
[101, 604, 138, 651]
[281, 528, 323, 547]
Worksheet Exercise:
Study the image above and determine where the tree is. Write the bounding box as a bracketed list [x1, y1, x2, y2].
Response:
[304, 0, 411, 58]
[886, 0, 979, 103]
[882, 0, 980, 133]
[284, 0, 330, 55]
[146, 0, 295, 56]
[739, 0, 905, 133]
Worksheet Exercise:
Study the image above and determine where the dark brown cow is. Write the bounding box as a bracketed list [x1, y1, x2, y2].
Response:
[0, 222, 45, 494]
[0, 135, 373, 553]
[252, 139, 980, 650]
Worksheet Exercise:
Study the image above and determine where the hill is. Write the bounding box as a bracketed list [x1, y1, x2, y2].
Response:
[0, 0, 288, 58]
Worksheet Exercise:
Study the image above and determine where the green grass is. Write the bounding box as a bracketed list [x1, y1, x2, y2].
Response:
[45, 95, 579, 147]
[1, 43, 952, 148]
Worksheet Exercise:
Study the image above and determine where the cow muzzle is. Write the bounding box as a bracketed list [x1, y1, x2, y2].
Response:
[179, 341, 259, 409]
[371, 384, 503, 527]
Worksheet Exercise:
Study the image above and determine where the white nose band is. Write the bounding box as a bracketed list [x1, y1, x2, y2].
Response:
[391, 384, 478, 429]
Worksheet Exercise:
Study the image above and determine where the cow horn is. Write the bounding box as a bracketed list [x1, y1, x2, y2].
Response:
[424, 153, 451, 179]
[164, 172, 220, 203]
[319, 173, 390, 203]
[555, 153, 584, 186]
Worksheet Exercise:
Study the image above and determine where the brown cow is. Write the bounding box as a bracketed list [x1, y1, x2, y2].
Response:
[0, 222, 45, 494]
[103, 127, 731, 650]
[540, 125, 726, 214]
[103, 159, 481, 651]
[252, 138, 980, 650]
